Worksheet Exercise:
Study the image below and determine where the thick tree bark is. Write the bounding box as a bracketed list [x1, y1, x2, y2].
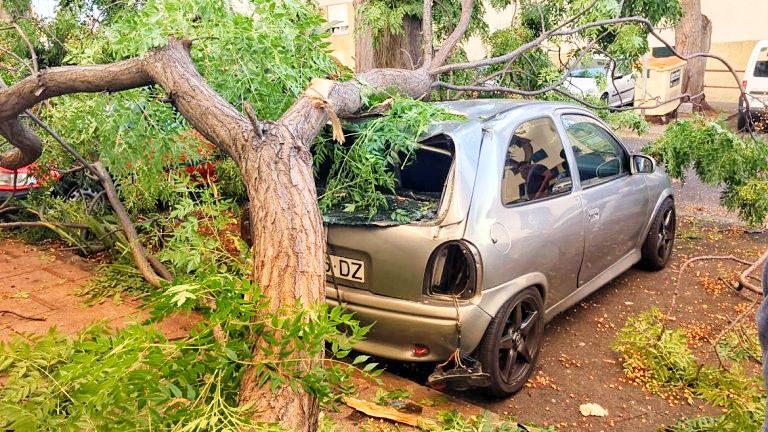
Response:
[234, 68, 430, 430]
[374, 16, 423, 69]
[675, 0, 712, 109]
[236, 127, 325, 430]
[353, 0, 374, 72]
[354, 1, 422, 71]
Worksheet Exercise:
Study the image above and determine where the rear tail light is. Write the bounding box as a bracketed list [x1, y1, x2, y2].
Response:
[423, 241, 480, 299]
[742, 80, 748, 89]
[413, 345, 430, 357]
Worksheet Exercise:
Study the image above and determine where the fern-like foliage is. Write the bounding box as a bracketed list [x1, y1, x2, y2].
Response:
[315, 96, 464, 219]
[644, 117, 768, 226]
[613, 308, 766, 432]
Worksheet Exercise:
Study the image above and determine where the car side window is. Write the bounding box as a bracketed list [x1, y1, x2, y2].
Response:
[502, 117, 573, 206]
[561, 114, 629, 187]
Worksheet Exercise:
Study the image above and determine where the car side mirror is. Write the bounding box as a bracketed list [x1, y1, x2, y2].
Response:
[632, 154, 656, 174]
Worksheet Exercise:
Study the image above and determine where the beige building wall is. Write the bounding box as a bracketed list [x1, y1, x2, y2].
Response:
[320, 0, 767, 105]
[318, 0, 356, 68]
[651, 0, 768, 105]
[464, 1, 517, 61]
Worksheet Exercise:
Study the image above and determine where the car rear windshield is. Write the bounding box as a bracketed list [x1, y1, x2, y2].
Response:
[398, 136, 453, 197]
[314, 132, 454, 225]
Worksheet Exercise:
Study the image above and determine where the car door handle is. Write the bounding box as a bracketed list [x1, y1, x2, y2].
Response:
[587, 208, 600, 222]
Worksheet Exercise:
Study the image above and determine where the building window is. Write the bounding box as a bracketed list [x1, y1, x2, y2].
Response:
[327, 4, 350, 35]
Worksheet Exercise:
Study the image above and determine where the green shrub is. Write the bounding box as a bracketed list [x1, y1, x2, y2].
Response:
[613, 308, 766, 431]
[644, 117, 768, 226]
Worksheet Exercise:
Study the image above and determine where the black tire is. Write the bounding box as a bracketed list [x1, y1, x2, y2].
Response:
[600, 93, 609, 105]
[763, 262, 768, 297]
[737, 112, 747, 132]
[639, 198, 676, 271]
[478, 287, 544, 397]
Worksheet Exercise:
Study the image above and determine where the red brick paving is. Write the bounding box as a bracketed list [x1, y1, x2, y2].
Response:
[0, 239, 195, 341]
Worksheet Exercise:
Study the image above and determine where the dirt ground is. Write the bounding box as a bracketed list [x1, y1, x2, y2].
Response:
[0, 238, 198, 340]
[1, 215, 765, 431]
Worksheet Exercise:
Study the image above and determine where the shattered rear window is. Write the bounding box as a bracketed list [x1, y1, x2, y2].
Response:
[315, 133, 455, 226]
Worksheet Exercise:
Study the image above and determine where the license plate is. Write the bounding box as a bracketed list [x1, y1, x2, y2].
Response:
[326, 254, 365, 283]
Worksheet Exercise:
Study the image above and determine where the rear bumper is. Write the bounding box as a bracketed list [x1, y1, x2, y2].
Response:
[326, 285, 492, 362]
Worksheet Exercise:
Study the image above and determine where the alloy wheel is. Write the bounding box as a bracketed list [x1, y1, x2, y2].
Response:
[656, 207, 675, 261]
[497, 298, 541, 385]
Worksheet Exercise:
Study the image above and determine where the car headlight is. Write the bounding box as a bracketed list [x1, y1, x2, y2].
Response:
[423, 240, 480, 299]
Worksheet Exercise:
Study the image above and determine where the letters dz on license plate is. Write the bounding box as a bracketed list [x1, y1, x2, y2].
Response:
[326, 255, 365, 283]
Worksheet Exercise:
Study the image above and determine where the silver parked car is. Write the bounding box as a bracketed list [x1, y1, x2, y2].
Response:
[325, 100, 675, 396]
[562, 58, 636, 107]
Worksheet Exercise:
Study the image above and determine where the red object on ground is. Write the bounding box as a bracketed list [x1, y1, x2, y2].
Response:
[0, 164, 39, 197]
[183, 161, 217, 183]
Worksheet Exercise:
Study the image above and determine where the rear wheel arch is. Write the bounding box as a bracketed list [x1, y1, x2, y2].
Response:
[476, 273, 549, 321]
[471, 280, 549, 357]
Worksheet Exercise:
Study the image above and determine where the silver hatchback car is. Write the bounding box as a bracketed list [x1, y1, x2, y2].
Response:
[325, 100, 675, 396]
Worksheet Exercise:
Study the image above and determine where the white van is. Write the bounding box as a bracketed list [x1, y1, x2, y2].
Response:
[739, 40, 768, 131]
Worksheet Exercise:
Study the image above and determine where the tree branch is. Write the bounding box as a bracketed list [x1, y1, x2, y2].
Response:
[431, 0, 473, 69]
[422, 0, 434, 67]
[0, 116, 43, 169]
[447, 39, 600, 97]
[552, 87, 704, 112]
[739, 249, 768, 294]
[0, 60, 150, 121]
[12, 21, 37, 73]
[428, 11, 749, 118]
[142, 39, 254, 164]
[0, 221, 89, 229]
[279, 68, 432, 146]
[0, 45, 34, 74]
[0, 38, 255, 170]
[93, 161, 170, 288]
[431, 14, 641, 75]
[432, 13, 745, 106]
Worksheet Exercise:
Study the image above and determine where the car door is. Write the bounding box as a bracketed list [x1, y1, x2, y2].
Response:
[465, 114, 584, 309]
[607, 65, 635, 106]
[559, 113, 650, 286]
